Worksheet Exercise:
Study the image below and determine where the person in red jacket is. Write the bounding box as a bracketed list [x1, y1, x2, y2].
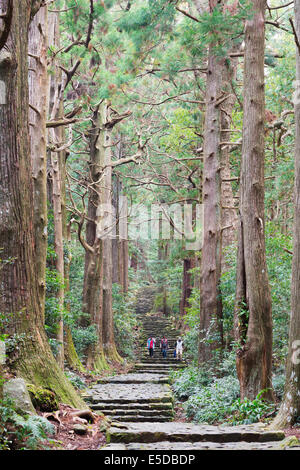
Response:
[147, 337, 155, 357]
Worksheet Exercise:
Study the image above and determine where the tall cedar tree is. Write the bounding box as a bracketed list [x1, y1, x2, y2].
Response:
[0, 0, 84, 407]
[234, 0, 274, 401]
[271, 0, 300, 427]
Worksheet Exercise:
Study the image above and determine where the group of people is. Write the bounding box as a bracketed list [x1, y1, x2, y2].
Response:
[147, 336, 183, 360]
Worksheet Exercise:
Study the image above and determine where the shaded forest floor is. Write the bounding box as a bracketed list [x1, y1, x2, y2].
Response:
[43, 361, 134, 450]
[43, 404, 106, 450]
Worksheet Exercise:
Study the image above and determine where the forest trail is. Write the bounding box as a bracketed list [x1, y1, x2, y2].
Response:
[82, 311, 287, 450]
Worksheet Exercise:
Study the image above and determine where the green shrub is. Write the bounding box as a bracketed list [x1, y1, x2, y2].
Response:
[71, 325, 98, 360]
[112, 283, 140, 359]
[183, 376, 240, 424]
[172, 366, 214, 400]
[228, 391, 276, 425]
[272, 372, 286, 400]
[65, 371, 86, 390]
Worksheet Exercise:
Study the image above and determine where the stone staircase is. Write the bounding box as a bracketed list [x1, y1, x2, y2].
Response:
[82, 308, 290, 450]
[83, 312, 184, 423]
[134, 313, 186, 371]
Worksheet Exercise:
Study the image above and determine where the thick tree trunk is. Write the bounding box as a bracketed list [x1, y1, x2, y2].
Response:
[82, 105, 108, 371]
[50, 149, 65, 369]
[179, 257, 195, 331]
[64, 222, 85, 372]
[179, 258, 194, 322]
[112, 174, 129, 293]
[119, 190, 129, 293]
[28, 5, 48, 318]
[234, 0, 273, 401]
[199, 49, 224, 364]
[112, 177, 120, 285]
[100, 105, 122, 363]
[0, 0, 84, 408]
[48, 10, 65, 370]
[220, 59, 238, 255]
[271, 0, 300, 427]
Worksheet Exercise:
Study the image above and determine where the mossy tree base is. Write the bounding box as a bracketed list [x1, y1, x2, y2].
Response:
[64, 326, 86, 373]
[104, 344, 124, 364]
[12, 338, 86, 410]
[86, 345, 110, 372]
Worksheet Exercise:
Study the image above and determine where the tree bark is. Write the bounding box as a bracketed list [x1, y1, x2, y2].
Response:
[100, 105, 122, 363]
[0, 0, 84, 408]
[82, 105, 109, 371]
[64, 222, 85, 372]
[112, 173, 129, 293]
[199, 48, 224, 364]
[220, 60, 238, 255]
[179, 257, 194, 328]
[270, 0, 300, 427]
[48, 9, 65, 370]
[234, 0, 274, 401]
[28, 5, 48, 319]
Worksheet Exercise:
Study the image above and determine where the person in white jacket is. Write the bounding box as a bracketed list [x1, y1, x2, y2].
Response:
[176, 338, 183, 361]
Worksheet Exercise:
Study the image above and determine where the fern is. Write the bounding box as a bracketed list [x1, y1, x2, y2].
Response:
[13, 414, 55, 450]
[0, 399, 55, 450]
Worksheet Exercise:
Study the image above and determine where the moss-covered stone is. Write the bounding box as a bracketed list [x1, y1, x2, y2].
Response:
[280, 436, 300, 448]
[27, 383, 59, 412]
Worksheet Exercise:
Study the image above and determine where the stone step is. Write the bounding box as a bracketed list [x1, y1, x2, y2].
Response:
[131, 370, 171, 375]
[91, 402, 174, 411]
[141, 333, 178, 336]
[108, 415, 174, 423]
[107, 422, 286, 444]
[97, 373, 169, 384]
[82, 383, 174, 405]
[102, 440, 293, 451]
[137, 356, 183, 361]
[132, 369, 184, 374]
[133, 365, 180, 370]
[134, 362, 185, 368]
[132, 367, 179, 371]
[139, 345, 178, 348]
[137, 349, 178, 353]
[95, 409, 174, 417]
[139, 357, 182, 367]
[134, 364, 186, 369]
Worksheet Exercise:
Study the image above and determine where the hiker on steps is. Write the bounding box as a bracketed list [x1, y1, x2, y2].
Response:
[160, 336, 168, 358]
[176, 337, 183, 361]
[147, 337, 155, 357]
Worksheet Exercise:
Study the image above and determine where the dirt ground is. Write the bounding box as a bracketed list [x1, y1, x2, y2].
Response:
[42, 404, 107, 450]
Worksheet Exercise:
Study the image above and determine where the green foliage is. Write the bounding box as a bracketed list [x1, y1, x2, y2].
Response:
[181, 287, 200, 361]
[229, 391, 276, 425]
[272, 371, 286, 400]
[0, 398, 55, 450]
[71, 325, 98, 361]
[64, 371, 86, 390]
[4, 333, 27, 357]
[172, 366, 214, 400]
[219, 223, 292, 367]
[112, 283, 140, 359]
[183, 376, 240, 424]
[45, 258, 68, 353]
[179, 1, 252, 57]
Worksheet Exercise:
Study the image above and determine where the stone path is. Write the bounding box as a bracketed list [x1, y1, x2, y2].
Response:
[105, 422, 286, 450]
[82, 310, 295, 450]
